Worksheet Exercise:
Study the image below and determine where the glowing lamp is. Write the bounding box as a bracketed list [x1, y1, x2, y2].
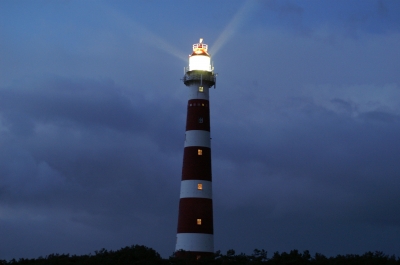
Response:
[189, 55, 211, 71]
[188, 38, 212, 72]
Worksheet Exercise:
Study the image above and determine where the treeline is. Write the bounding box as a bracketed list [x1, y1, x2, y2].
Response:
[1, 245, 400, 265]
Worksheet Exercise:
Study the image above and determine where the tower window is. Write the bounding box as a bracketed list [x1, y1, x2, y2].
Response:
[199, 86, 204, 92]
[198, 117, 203, 123]
[197, 219, 202, 225]
[198, 149, 202, 155]
[197, 183, 203, 190]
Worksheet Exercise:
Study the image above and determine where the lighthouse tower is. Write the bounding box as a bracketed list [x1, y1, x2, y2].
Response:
[175, 39, 216, 258]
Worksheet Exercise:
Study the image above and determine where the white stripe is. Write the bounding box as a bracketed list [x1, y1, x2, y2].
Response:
[176, 233, 214, 252]
[180, 180, 212, 199]
[188, 85, 210, 100]
[185, 130, 210, 148]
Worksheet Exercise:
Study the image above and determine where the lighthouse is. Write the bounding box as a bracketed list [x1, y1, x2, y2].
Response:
[175, 39, 216, 258]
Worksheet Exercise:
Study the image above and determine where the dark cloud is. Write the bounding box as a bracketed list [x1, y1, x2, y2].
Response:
[1, 0, 400, 261]
[0, 76, 184, 258]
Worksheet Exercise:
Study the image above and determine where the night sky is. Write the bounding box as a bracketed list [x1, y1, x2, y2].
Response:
[1, 0, 400, 261]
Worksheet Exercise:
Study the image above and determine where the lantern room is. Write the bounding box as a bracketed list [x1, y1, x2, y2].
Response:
[188, 38, 212, 72]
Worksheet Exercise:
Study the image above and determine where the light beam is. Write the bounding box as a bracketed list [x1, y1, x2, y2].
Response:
[210, 0, 256, 56]
[102, 4, 187, 62]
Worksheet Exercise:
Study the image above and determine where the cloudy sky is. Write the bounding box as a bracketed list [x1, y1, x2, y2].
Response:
[1, 0, 400, 260]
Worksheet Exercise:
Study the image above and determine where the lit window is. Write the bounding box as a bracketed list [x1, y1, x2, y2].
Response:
[198, 149, 202, 155]
[197, 219, 202, 225]
[199, 86, 204, 92]
[197, 183, 203, 190]
[202, 103, 204, 106]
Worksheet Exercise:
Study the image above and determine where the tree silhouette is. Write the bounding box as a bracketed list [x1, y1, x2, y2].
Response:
[2, 246, 400, 265]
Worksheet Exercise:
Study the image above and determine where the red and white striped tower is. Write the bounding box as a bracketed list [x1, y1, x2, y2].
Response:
[175, 38, 216, 259]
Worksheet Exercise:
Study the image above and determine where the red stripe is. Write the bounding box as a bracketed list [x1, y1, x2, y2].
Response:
[186, 99, 210, 131]
[177, 198, 213, 234]
[188, 99, 209, 106]
[182, 147, 212, 181]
